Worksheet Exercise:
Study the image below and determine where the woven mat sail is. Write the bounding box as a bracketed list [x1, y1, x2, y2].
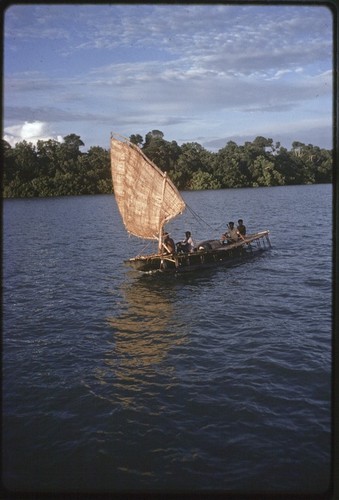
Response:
[110, 135, 186, 240]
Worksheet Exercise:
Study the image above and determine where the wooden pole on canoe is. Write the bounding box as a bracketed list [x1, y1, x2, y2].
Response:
[158, 173, 168, 254]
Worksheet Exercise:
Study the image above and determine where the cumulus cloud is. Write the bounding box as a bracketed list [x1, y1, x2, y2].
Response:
[3, 121, 63, 147]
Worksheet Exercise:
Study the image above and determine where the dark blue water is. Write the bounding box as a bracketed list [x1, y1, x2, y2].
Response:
[3, 185, 332, 495]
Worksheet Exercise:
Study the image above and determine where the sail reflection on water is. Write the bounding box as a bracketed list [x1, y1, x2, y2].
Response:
[109, 281, 187, 360]
[89, 279, 188, 408]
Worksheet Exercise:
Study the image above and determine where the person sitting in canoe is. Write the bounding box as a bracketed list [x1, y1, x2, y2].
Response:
[162, 232, 176, 254]
[176, 231, 195, 253]
[221, 221, 239, 244]
[237, 219, 246, 237]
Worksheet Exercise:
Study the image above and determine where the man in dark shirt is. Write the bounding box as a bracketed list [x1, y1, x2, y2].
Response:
[162, 232, 176, 254]
[237, 219, 246, 237]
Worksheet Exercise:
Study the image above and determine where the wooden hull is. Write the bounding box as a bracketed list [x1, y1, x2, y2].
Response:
[125, 231, 271, 274]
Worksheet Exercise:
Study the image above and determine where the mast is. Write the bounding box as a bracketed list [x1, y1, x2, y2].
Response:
[158, 173, 168, 254]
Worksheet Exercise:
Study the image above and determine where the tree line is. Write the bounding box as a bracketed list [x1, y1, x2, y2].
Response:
[2, 130, 332, 198]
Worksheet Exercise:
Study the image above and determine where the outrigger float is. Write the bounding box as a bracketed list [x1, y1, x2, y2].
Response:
[110, 133, 271, 274]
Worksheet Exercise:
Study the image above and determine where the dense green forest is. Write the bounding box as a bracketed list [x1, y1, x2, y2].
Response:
[2, 130, 332, 198]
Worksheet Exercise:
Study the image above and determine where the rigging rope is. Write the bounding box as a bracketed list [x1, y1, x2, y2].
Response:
[127, 234, 156, 256]
[185, 203, 223, 232]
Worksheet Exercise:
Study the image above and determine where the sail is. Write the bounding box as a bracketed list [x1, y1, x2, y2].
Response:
[110, 134, 186, 240]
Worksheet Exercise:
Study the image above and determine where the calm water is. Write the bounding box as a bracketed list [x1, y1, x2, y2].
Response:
[3, 184, 332, 495]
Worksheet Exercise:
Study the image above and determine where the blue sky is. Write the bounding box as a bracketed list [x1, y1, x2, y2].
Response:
[3, 3, 333, 151]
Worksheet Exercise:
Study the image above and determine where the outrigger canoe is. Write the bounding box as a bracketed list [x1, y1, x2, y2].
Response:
[110, 133, 271, 274]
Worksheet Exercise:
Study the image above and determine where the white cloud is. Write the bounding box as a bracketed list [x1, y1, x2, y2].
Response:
[3, 121, 63, 147]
